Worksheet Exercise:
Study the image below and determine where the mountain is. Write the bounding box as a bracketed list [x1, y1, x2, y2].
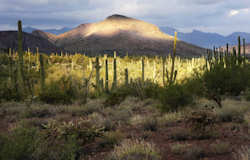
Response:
[32, 14, 205, 57]
[23, 27, 72, 35]
[0, 31, 61, 53]
[159, 27, 250, 49]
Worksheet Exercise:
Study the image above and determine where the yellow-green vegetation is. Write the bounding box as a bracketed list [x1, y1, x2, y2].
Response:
[1, 21, 250, 160]
[107, 139, 161, 160]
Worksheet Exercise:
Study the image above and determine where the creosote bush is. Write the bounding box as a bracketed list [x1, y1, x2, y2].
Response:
[159, 84, 193, 112]
[185, 108, 217, 139]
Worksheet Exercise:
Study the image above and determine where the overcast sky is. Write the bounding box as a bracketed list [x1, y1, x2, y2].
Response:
[0, 0, 249, 35]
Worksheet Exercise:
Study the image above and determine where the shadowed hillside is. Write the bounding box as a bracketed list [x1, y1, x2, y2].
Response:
[0, 31, 61, 53]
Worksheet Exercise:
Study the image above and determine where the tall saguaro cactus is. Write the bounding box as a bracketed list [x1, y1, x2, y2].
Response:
[141, 57, 145, 82]
[112, 51, 117, 89]
[17, 20, 25, 91]
[125, 68, 128, 85]
[166, 32, 178, 85]
[105, 55, 109, 92]
[243, 38, 246, 65]
[238, 36, 241, 65]
[39, 54, 45, 93]
[162, 57, 166, 85]
[95, 57, 100, 92]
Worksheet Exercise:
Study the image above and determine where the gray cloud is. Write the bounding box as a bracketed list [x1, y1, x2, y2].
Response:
[0, 0, 249, 35]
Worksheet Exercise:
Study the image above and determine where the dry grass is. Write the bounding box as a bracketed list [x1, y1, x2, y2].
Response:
[108, 139, 161, 160]
[170, 143, 191, 155]
[233, 146, 250, 160]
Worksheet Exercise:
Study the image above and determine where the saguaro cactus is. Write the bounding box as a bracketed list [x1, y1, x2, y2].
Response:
[238, 36, 242, 64]
[162, 57, 166, 85]
[105, 55, 109, 92]
[112, 51, 117, 89]
[36, 47, 40, 71]
[95, 57, 100, 92]
[141, 57, 145, 82]
[17, 20, 25, 91]
[125, 68, 128, 85]
[166, 32, 178, 85]
[39, 54, 45, 93]
[243, 38, 246, 65]
[28, 48, 31, 72]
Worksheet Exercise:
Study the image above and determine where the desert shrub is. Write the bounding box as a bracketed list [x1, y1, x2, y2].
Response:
[128, 79, 161, 100]
[105, 80, 161, 106]
[203, 64, 250, 96]
[170, 143, 190, 155]
[0, 81, 23, 102]
[245, 89, 250, 101]
[169, 128, 190, 141]
[107, 139, 161, 160]
[184, 146, 205, 160]
[39, 76, 78, 104]
[36, 119, 104, 160]
[158, 112, 183, 126]
[185, 109, 217, 139]
[233, 145, 250, 160]
[210, 141, 231, 155]
[88, 112, 117, 131]
[20, 107, 53, 118]
[142, 117, 158, 131]
[184, 70, 205, 97]
[0, 54, 10, 65]
[104, 86, 133, 106]
[0, 126, 39, 160]
[215, 104, 247, 123]
[159, 84, 193, 112]
[98, 131, 124, 148]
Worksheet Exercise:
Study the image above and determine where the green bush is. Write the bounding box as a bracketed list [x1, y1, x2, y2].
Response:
[39, 76, 78, 104]
[0, 126, 38, 160]
[34, 119, 104, 160]
[105, 80, 161, 106]
[0, 82, 22, 102]
[159, 84, 193, 112]
[142, 117, 158, 131]
[203, 64, 250, 96]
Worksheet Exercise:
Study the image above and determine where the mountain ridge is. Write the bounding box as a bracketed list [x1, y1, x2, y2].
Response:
[29, 14, 204, 57]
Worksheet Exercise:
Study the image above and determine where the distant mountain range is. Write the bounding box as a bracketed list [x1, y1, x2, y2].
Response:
[159, 27, 250, 48]
[23, 27, 72, 35]
[22, 25, 250, 49]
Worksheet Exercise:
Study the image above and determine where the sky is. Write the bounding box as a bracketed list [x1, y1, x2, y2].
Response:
[0, 0, 249, 35]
